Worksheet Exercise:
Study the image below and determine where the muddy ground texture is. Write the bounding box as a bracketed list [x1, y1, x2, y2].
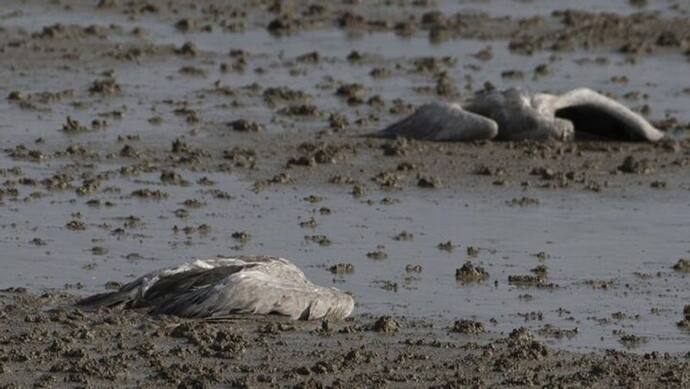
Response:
[1, 0, 689, 192]
[1, 0, 690, 387]
[0, 290, 689, 388]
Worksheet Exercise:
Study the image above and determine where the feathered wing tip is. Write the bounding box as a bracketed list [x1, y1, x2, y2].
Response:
[76, 275, 151, 310]
[377, 102, 499, 141]
[554, 88, 664, 142]
[76, 289, 135, 310]
[76, 256, 355, 321]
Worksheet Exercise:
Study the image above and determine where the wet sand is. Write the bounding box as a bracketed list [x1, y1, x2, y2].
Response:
[1, 0, 690, 386]
[2, 289, 690, 388]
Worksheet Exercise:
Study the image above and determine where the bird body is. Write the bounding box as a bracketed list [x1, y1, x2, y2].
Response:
[379, 88, 663, 142]
[78, 256, 355, 321]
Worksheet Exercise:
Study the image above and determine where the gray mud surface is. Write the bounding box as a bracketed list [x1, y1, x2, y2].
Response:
[1, 0, 690, 386]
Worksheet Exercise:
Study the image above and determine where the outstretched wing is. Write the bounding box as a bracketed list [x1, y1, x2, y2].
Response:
[77, 257, 355, 321]
[553, 88, 663, 141]
[378, 102, 498, 141]
[154, 267, 354, 321]
[76, 264, 247, 310]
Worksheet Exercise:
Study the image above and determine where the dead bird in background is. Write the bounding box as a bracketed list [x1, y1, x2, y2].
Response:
[378, 88, 663, 142]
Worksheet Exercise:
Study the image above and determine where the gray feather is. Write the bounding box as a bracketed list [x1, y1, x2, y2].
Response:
[466, 89, 574, 141]
[77, 256, 355, 321]
[376, 88, 662, 142]
[552, 88, 663, 141]
[378, 102, 499, 141]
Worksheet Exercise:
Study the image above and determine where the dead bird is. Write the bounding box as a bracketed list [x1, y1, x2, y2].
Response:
[378, 88, 663, 142]
[78, 256, 354, 320]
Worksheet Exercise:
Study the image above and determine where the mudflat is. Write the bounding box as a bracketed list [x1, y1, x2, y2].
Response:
[1, 0, 689, 387]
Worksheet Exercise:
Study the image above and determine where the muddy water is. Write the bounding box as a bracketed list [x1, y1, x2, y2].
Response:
[1, 0, 690, 355]
[440, 0, 689, 18]
[3, 1, 690, 144]
[1, 164, 689, 353]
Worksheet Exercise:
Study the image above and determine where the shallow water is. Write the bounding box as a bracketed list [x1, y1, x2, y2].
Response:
[1, 163, 689, 353]
[442, 0, 689, 18]
[3, 1, 689, 148]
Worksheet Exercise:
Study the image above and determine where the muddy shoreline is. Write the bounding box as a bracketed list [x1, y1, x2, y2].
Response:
[1, 290, 689, 388]
[1, 0, 690, 386]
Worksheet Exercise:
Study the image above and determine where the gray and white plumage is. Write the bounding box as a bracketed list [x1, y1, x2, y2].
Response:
[377, 102, 498, 141]
[379, 88, 663, 142]
[77, 256, 355, 321]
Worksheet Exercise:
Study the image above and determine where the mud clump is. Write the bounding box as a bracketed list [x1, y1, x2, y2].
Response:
[615, 330, 648, 348]
[89, 78, 121, 95]
[329, 263, 354, 274]
[475, 165, 507, 177]
[170, 322, 247, 358]
[618, 155, 653, 174]
[537, 325, 579, 339]
[672, 258, 690, 272]
[366, 250, 387, 260]
[456, 261, 489, 282]
[328, 113, 349, 130]
[131, 189, 168, 199]
[417, 175, 443, 188]
[372, 316, 399, 333]
[175, 41, 198, 56]
[351, 183, 366, 198]
[160, 170, 189, 186]
[507, 197, 540, 207]
[231, 231, 251, 243]
[223, 147, 256, 168]
[65, 220, 86, 231]
[437, 240, 456, 252]
[678, 305, 690, 329]
[336, 83, 368, 104]
[178, 66, 207, 77]
[61, 116, 88, 133]
[405, 264, 423, 273]
[5, 145, 46, 162]
[228, 119, 263, 132]
[263, 86, 311, 105]
[506, 327, 549, 360]
[508, 274, 558, 289]
[279, 104, 320, 117]
[305, 235, 331, 246]
[267, 15, 302, 35]
[451, 320, 486, 335]
[393, 231, 414, 241]
[435, 72, 458, 96]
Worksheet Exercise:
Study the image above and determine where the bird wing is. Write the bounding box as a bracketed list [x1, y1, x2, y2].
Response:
[378, 101, 499, 141]
[76, 259, 249, 310]
[77, 257, 355, 321]
[553, 88, 663, 141]
[153, 266, 354, 321]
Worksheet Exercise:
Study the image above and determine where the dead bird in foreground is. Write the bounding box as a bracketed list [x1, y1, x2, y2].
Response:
[78, 256, 354, 321]
[379, 88, 664, 142]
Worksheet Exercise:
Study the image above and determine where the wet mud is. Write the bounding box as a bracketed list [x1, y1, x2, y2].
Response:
[1, 0, 690, 386]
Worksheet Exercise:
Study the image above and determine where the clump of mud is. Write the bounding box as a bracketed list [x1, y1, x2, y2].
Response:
[672, 258, 690, 272]
[371, 316, 400, 333]
[329, 263, 354, 274]
[451, 319, 486, 335]
[456, 261, 489, 282]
